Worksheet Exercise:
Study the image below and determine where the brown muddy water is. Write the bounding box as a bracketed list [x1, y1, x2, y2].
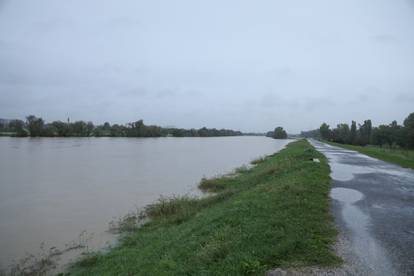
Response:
[0, 136, 290, 272]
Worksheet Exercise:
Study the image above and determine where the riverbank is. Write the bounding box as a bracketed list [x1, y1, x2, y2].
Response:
[325, 141, 414, 170]
[67, 140, 340, 275]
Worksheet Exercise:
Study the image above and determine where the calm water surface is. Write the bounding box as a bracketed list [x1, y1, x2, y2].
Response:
[0, 136, 290, 270]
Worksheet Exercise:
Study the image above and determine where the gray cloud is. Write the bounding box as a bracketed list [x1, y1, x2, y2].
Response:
[0, 0, 414, 132]
[373, 34, 398, 43]
[394, 92, 414, 103]
[259, 93, 298, 109]
[106, 17, 141, 28]
[303, 97, 336, 112]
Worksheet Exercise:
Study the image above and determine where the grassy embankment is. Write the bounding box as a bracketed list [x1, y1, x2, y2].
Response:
[68, 140, 340, 275]
[325, 141, 414, 170]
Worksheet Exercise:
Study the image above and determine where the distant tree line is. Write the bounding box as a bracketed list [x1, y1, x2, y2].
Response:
[0, 115, 243, 138]
[0, 119, 27, 137]
[266, 126, 288, 139]
[306, 112, 414, 149]
[300, 129, 320, 139]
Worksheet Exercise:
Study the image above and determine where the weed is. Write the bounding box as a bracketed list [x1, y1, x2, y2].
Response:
[250, 157, 265, 165]
[78, 254, 99, 268]
[198, 177, 228, 192]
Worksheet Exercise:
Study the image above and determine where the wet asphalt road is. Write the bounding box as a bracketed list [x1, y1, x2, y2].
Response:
[310, 140, 414, 276]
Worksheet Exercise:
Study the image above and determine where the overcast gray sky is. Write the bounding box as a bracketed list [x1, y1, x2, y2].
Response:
[1, 0, 414, 133]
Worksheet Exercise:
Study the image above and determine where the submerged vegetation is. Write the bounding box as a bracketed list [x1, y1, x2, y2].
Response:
[0, 115, 244, 138]
[68, 140, 340, 275]
[1, 231, 93, 276]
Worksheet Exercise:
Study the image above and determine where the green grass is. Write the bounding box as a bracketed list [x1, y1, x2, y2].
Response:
[325, 141, 414, 170]
[67, 140, 340, 275]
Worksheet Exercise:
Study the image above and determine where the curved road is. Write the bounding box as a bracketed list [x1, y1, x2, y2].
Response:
[310, 140, 414, 276]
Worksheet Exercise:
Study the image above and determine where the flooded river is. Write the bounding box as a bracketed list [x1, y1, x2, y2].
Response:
[0, 136, 290, 271]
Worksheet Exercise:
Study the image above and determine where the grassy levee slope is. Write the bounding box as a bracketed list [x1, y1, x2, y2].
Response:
[325, 141, 414, 170]
[68, 140, 340, 275]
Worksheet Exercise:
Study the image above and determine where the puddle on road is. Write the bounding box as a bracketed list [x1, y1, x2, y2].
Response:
[329, 162, 370, 181]
[329, 161, 410, 182]
[331, 187, 397, 275]
[310, 140, 405, 275]
[331, 187, 363, 203]
[317, 146, 411, 182]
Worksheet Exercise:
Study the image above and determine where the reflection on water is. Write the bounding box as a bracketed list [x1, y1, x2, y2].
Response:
[0, 136, 290, 270]
[330, 187, 364, 203]
[331, 187, 396, 275]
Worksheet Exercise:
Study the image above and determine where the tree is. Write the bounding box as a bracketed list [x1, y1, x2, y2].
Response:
[198, 127, 209, 137]
[350, 121, 357, 145]
[86, 122, 95, 137]
[273, 127, 287, 139]
[403, 112, 414, 148]
[7, 114, 245, 138]
[127, 120, 145, 137]
[50, 121, 70, 136]
[372, 125, 392, 147]
[310, 112, 414, 148]
[9, 120, 28, 137]
[358, 120, 372, 146]
[332, 123, 350, 144]
[42, 124, 58, 137]
[71, 121, 89, 136]
[26, 115, 44, 137]
[389, 120, 406, 148]
[266, 131, 274, 138]
[103, 122, 111, 131]
[301, 129, 320, 139]
[319, 123, 331, 140]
